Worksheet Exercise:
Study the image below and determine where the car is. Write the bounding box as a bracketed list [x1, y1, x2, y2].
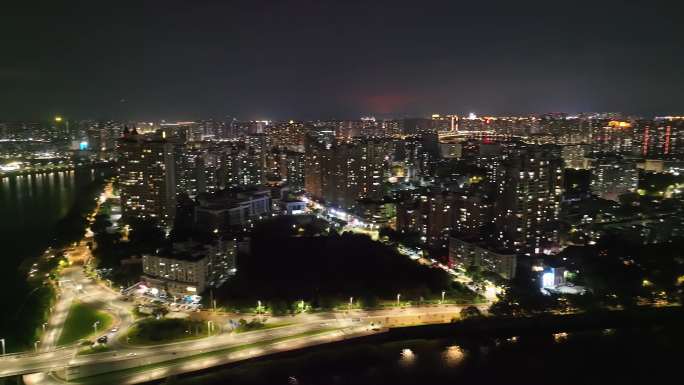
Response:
[97, 335, 108, 344]
[127, 352, 137, 357]
[110, 328, 118, 333]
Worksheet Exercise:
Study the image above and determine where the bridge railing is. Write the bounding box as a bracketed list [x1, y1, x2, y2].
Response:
[0, 345, 75, 361]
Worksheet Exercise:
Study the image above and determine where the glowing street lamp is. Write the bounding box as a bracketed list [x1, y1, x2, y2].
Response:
[93, 321, 100, 334]
[348, 296, 353, 311]
[34, 341, 40, 352]
[1, 338, 5, 355]
[396, 293, 401, 306]
[54, 116, 63, 122]
[441, 291, 446, 304]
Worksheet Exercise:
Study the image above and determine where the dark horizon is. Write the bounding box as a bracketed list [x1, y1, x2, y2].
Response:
[2, 0, 683, 121]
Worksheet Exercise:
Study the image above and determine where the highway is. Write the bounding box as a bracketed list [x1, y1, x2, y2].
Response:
[1, 303, 480, 378]
[23, 325, 380, 385]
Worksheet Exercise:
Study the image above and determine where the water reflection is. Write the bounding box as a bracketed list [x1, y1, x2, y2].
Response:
[442, 345, 465, 367]
[553, 332, 568, 343]
[0, 169, 94, 232]
[399, 348, 416, 367]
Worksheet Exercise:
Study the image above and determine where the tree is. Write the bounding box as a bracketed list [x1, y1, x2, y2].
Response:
[489, 268, 558, 317]
[152, 306, 169, 318]
[460, 305, 482, 319]
[128, 218, 165, 249]
[216, 223, 454, 309]
[169, 193, 197, 242]
[91, 214, 112, 235]
[466, 264, 484, 284]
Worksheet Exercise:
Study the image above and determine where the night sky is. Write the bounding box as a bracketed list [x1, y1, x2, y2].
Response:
[2, 0, 682, 120]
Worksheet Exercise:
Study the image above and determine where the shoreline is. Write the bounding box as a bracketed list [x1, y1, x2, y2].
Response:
[0, 161, 113, 178]
[0, 167, 113, 352]
[128, 305, 683, 385]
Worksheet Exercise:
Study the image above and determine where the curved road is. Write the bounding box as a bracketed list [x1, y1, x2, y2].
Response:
[0, 242, 488, 383]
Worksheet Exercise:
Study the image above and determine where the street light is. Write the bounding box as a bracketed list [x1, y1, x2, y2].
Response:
[93, 321, 100, 334]
[34, 341, 40, 352]
[0, 338, 5, 356]
[396, 293, 401, 306]
[349, 296, 353, 311]
[42, 323, 48, 333]
[441, 291, 446, 304]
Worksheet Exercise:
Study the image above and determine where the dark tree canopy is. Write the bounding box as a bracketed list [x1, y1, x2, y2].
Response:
[217, 218, 453, 308]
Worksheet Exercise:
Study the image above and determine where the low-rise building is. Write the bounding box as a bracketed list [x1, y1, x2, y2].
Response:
[281, 199, 307, 215]
[448, 235, 517, 279]
[194, 188, 271, 232]
[356, 199, 396, 228]
[142, 239, 237, 296]
[142, 253, 208, 297]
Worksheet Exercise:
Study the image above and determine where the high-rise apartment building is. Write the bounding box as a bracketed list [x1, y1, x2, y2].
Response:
[117, 129, 177, 228]
[562, 144, 591, 169]
[495, 145, 564, 253]
[634, 118, 684, 158]
[590, 157, 638, 201]
[304, 134, 390, 209]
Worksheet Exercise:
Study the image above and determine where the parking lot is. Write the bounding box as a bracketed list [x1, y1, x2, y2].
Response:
[121, 283, 203, 313]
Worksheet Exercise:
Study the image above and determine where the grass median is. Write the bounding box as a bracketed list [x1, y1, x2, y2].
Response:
[58, 302, 113, 346]
[234, 319, 295, 333]
[124, 318, 216, 346]
[78, 344, 111, 355]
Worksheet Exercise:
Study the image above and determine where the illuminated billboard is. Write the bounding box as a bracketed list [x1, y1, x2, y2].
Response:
[542, 270, 555, 288]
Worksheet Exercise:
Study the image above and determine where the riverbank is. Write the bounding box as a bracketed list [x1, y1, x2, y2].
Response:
[170, 306, 684, 385]
[0, 167, 113, 352]
[381, 304, 683, 340]
[0, 161, 113, 178]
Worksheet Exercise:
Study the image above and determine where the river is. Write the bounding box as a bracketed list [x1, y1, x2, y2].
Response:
[175, 325, 682, 385]
[0, 167, 110, 351]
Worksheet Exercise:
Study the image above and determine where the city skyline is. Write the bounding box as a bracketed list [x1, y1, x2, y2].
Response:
[2, 0, 684, 120]
[2, 2, 684, 384]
